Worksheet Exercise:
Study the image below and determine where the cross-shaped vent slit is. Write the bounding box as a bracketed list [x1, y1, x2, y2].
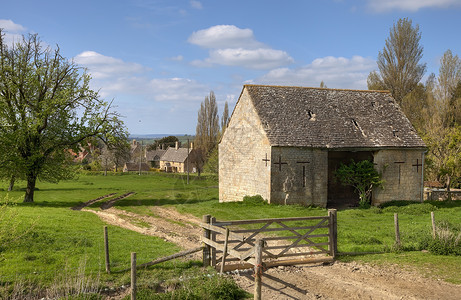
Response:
[307, 110, 313, 119]
[392, 130, 399, 137]
[351, 119, 359, 128]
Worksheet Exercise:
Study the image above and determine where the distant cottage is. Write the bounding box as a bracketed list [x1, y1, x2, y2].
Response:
[219, 85, 427, 207]
[160, 142, 196, 173]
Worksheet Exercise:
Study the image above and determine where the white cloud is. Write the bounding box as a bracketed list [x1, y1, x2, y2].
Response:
[188, 25, 262, 49]
[256, 56, 376, 90]
[74, 51, 149, 79]
[367, 0, 461, 12]
[190, 0, 203, 9]
[0, 19, 26, 46]
[169, 55, 184, 61]
[188, 25, 293, 70]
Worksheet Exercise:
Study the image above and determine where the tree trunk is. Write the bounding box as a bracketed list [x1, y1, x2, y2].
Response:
[23, 175, 37, 203]
[446, 175, 452, 201]
[8, 175, 15, 191]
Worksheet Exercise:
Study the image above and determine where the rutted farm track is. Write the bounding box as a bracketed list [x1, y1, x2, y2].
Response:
[73, 195, 461, 299]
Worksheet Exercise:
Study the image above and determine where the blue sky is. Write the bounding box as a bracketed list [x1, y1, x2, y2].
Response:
[1, 0, 461, 135]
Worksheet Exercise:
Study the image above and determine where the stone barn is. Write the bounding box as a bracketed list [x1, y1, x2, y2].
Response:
[219, 85, 427, 207]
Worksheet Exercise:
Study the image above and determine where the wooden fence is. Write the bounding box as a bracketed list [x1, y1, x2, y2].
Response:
[200, 209, 337, 272]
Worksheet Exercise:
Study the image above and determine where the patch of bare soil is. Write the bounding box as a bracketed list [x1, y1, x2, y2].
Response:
[71, 193, 116, 210]
[76, 201, 461, 299]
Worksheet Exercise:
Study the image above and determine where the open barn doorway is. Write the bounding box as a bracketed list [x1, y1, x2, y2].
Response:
[327, 151, 374, 208]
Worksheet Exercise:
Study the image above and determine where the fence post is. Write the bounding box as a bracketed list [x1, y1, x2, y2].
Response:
[431, 211, 436, 239]
[328, 209, 337, 258]
[254, 239, 264, 300]
[131, 252, 137, 300]
[202, 215, 211, 267]
[104, 226, 110, 274]
[394, 213, 401, 247]
[220, 228, 230, 275]
[211, 216, 217, 267]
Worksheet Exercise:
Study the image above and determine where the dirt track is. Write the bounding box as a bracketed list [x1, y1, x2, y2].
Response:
[76, 197, 461, 299]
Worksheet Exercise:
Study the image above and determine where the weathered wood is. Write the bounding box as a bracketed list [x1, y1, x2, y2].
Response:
[211, 217, 217, 267]
[394, 213, 401, 246]
[199, 223, 245, 241]
[431, 211, 436, 239]
[214, 216, 327, 226]
[131, 252, 137, 300]
[254, 239, 264, 300]
[104, 226, 110, 274]
[220, 228, 230, 275]
[328, 209, 337, 258]
[233, 224, 329, 233]
[202, 236, 256, 265]
[202, 215, 211, 267]
[221, 256, 334, 272]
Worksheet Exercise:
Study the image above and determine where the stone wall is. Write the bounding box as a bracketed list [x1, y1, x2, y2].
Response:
[270, 147, 328, 207]
[219, 89, 271, 202]
[373, 149, 424, 204]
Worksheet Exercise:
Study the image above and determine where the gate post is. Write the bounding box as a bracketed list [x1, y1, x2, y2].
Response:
[202, 215, 211, 267]
[211, 216, 217, 267]
[254, 239, 264, 300]
[328, 209, 337, 259]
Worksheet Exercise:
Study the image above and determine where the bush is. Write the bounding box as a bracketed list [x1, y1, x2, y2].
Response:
[419, 221, 461, 256]
[382, 203, 437, 215]
[242, 195, 268, 205]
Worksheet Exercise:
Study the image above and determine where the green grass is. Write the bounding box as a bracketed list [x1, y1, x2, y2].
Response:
[0, 173, 247, 299]
[2, 172, 461, 297]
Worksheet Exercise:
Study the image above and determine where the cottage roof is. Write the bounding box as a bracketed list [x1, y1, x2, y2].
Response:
[244, 85, 426, 149]
[146, 149, 166, 161]
[160, 147, 191, 163]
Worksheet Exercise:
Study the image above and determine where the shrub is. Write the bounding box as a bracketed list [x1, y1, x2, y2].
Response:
[419, 221, 461, 256]
[242, 195, 268, 205]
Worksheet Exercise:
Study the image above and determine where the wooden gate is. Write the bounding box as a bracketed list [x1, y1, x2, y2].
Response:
[200, 209, 337, 272]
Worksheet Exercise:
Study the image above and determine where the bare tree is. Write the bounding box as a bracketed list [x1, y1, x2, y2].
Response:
[368, 18, 426, 105]
[195, 91, 219, 157]
[437, 50, 461, 102]
[221, 101, 229, 134]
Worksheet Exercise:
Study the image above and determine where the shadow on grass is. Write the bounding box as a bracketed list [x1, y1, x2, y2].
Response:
[114, 197, 217, 207]
[379, 200, 461, 209]
[16, 200, 82, 208]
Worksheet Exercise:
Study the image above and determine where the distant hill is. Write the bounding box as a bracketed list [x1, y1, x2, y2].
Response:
[128, 134, 195, 145]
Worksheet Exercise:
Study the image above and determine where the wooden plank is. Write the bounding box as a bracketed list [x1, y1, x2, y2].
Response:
[221, 256, 334, 272]
[233, 224, 329, 233]
[220, 228, 230, 275]
[199, 223, 245, 241]
[211, 217, 217, 267]
[214, 216, 328, 226]
[202, 215, 211, 267]
[202, 237, 256, 265]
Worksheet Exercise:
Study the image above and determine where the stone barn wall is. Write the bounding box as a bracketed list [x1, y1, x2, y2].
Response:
[373, 149, 424, 205]
[270, 147, 328, 207]
[219, 89, 271, 202]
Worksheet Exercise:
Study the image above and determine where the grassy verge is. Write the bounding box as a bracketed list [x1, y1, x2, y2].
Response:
[0, 173, 248, 299]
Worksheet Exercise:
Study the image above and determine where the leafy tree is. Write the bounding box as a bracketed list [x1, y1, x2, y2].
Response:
[424, 126, 461, 197]
[335, 160, 383, 208]
[195, 91, 219, 157]
[436, 50, 461, 103]
[148, 135, 178, 150]
[0, 30, 124, 202]
[368, 18, 426, 105]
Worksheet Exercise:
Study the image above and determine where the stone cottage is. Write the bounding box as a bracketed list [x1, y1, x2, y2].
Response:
[219, 85, 427, 207]
[160, 142, 196, 173]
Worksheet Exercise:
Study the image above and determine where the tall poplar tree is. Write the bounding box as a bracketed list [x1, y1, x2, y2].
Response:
[367, 18, 426, 105]
[195, 91, 219, 157]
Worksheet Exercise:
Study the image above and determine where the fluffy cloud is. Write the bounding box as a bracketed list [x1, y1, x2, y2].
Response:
[189, 25, 293, 70]
[0, 19, 26, 45]
[255, 56, 376, 90]
[74, 51, 148, 79]
[366, 0, 461, 12]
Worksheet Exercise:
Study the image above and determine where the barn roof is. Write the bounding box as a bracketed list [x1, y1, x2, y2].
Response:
[146, 149, 166, 161]
[160, 147, 191, 163]
[244, 85, 426, 149]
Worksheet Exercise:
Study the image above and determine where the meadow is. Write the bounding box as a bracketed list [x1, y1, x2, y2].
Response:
[1, 172, 461, 298]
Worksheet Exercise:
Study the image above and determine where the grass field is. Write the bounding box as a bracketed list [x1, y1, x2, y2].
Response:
[1, 172, 461, 298]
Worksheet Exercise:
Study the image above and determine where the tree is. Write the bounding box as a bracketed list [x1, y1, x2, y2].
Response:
[368, 18, 426, 105]
[335, 160, 383, 208]
[424, 125, 461, 198]
[195, 91, 219, 157]
[148, 135, 178, 150]
[0, 30, 124, 202]
[221, 101, 229, 134]
[436, 50, 461, 103]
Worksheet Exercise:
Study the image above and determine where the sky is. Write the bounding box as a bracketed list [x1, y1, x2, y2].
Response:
[1, 0, 461, 135]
